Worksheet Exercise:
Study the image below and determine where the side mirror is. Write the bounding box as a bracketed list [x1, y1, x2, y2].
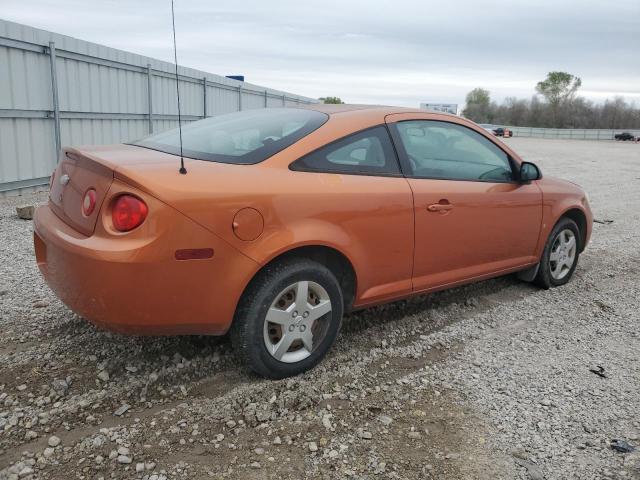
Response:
[520, 161, 541, 182]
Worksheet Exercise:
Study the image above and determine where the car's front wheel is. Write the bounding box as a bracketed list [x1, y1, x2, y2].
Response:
[535, 217, 581, 289]
[231, 258, 344, 379]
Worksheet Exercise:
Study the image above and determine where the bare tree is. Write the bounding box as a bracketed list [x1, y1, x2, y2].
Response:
[319, 96, 344, 104]
[462, 88, 492, 123]
[461, 77, 640, 130]
[535, 72, 582, 127]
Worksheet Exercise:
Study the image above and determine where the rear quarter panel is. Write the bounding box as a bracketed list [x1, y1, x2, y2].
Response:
[136, 163, 416, 306]
[117, 111, 416, 306]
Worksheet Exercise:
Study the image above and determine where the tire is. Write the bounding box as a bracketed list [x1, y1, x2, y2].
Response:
[534, 217, 581, 289]
[230, 258, 344, 379]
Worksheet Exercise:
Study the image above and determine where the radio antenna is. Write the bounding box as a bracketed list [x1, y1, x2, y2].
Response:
[171, 0, 187, 174]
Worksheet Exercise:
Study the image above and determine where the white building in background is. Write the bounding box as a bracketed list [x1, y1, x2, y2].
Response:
[420, 103, 458, 115]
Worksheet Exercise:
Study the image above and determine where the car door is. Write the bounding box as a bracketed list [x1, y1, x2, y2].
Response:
[386, 114, 542, 292]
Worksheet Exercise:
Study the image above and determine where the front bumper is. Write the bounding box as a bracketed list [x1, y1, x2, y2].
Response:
[33, 197, 258, 335]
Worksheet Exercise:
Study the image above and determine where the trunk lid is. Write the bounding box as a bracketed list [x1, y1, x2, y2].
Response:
[48, 144, 194, 236]
[49, 150, 114, 236]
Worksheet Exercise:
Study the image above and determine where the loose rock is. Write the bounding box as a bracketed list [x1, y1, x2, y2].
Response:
[47, 436, 61, 448]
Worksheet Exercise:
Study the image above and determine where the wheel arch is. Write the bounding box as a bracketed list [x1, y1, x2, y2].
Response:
[560, 207, 588, 252]
[239, 244, 358, 314]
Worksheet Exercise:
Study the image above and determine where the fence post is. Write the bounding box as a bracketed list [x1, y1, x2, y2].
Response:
[202, 76, 207, 118]
[238, 84, 242, 111]
[264, 90, 268, 108]
[146, 64, 153, 134]
[48, 41, 61, 159]
[282, 94, 286, 106]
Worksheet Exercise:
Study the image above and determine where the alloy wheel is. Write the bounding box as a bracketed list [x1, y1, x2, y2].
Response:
[549, 229, 577, 280]
[263, 281, 332, 363]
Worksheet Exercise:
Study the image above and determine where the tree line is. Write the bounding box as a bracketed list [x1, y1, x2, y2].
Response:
[462, 72, 640, 129]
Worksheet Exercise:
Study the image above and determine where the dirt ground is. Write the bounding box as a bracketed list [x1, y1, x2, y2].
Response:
[1, 137, 639, 480]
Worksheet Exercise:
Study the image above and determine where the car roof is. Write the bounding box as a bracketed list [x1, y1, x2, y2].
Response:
[295, 103, 460, 121]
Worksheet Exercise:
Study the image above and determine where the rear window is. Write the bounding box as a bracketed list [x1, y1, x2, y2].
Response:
[132, 108, 328, 164]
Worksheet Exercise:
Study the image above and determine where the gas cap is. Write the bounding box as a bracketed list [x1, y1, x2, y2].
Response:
[232, 208, 264, 241]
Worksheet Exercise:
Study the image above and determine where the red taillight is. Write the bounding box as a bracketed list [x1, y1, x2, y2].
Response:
[82, 188, 97, 216]
[112, 195, 148, 232]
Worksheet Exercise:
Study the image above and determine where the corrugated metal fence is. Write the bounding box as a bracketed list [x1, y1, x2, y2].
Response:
[0, 19, 317, 194]
[508, 126, 640, 140]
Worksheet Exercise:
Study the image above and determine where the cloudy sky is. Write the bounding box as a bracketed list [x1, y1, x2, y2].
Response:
[3, 0, 639, 107]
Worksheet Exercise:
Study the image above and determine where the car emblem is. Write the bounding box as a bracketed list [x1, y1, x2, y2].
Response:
[59, 174, 70, 185]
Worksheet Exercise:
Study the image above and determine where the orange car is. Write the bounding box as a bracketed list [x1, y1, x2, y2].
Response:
[34, 105, 592, 378]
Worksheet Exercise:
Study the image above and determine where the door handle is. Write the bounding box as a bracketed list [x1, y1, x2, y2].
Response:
[427, 202, 454, 212]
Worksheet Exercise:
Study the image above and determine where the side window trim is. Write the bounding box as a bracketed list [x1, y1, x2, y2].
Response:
[289, 125, 404, 177]
[387, 120, 518, 183]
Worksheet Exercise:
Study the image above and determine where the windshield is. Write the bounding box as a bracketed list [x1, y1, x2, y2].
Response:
[132, 108, 328, 164]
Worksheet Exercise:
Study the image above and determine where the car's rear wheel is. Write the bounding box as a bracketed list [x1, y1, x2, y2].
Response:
[535, 217, 580, 289]
[231, 258, 343, 379]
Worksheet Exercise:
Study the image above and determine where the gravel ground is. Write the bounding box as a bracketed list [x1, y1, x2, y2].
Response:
[0, 137, 639, 480]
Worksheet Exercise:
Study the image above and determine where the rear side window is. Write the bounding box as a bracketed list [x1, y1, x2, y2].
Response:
[132, 108, 328, 164]
[291, 126, 400, 176]
[395, 120, 514, 182]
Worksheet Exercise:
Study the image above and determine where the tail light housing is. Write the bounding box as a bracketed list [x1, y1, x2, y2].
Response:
[112, 195, 148, 232]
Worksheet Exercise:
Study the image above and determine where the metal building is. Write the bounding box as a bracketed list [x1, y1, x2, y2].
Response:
[0, 19, 317, 194]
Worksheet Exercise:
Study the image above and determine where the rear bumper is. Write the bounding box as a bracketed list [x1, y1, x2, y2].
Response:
[33, 200, 259, 335]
